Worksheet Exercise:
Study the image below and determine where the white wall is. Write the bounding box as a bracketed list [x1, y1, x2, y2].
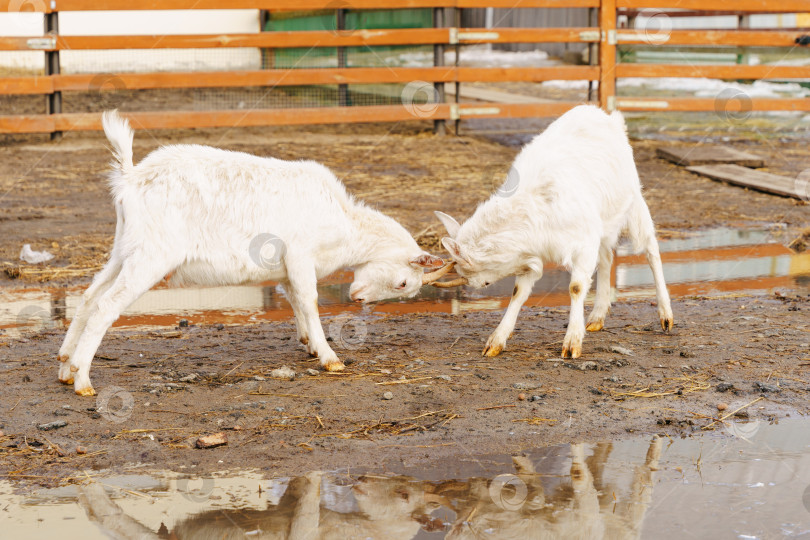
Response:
[0, 9, 261, 73]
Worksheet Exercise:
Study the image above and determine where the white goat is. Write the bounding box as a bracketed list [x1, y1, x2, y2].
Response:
[58, 110, 451, 396]
[434, 105, 673, 359]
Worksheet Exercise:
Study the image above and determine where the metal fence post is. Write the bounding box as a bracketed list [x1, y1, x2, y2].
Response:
[45, 10, 61, 140]
[433, 7, 446, 135]
[454, 6, 461, 135]
[588, 6, 596, 102]
[337, 8, 348, 107]
[599, 0, 617, 112]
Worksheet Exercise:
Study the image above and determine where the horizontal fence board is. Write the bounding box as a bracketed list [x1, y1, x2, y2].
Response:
[0, 102, 586, 133]
[616, 0, 810, 11]
[0, 0, 599, 13]
[616, 64, 810, 79]
[0, 67, 599, 96]
[616, 97, 810, 112]
[0, 27, 601, 52]
[617, 29, 809, 47]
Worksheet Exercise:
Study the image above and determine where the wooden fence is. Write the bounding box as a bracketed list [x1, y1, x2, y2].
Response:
[0, 0, 809, 135]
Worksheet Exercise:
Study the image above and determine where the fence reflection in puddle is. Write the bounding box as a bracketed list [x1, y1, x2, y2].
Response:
[2, 228, 808, 336]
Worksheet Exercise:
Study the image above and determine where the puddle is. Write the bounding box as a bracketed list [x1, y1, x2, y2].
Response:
[3, 418, 810, 538]
[2, 227, 808, 336]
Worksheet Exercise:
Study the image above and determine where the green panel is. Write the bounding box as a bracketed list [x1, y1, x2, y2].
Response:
[263, 9, 432, 69]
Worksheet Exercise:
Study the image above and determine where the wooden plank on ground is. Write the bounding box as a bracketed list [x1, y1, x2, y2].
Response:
[686, 164, 801, 199]
[657, 145, 765, 168]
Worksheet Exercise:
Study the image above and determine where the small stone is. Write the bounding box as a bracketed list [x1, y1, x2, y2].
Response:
[253, 375, 265, 381]
[215, 323, 225, 330]
[275, 406, 285, 412]
[76, 445, 87, 455]
[734, 410, 749, 419]
[580, 361, 598, 371]
[380, 369, 391, 375]
[306, 369, 319, 376]
[270, 366, 296, 380]
[518, 393, 526, 401]
[195, 432, 228, 449]
[513, 382, 541, 390]
[179, 319, 189, 328]
[436, 375, 451, 382]
[529, 395, 544, 402]
[753, 381, 781, 393]
[715, 382, 734, 393]
[179, 373, 198, 383]
[610, 345, 634, 356]
[717, 403, 728, 411]
[382, 391, 394, 400]
[37, 421, 67, 431]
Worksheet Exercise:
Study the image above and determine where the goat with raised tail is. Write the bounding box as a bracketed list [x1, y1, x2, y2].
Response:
[433, 105, 673, 359]
[58, 110, 453, 396]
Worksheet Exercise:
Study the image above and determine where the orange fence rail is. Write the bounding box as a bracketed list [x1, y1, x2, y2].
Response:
[0, 0, 808, 134]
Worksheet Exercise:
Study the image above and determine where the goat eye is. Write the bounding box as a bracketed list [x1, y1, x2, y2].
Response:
[484, 282, 491, 287]
[396, 280, 407, 289]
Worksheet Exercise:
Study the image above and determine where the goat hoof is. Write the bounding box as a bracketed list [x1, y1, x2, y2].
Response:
[58, 376, 74, 385]
[482, 343, 503, 357]
[75, 386, 96, 397]
[323, 360, 345, 372]
[57, 354, 69, 363]
[299, 336, 309, 346]
[586, 321, 604, 332]
[660, 317, 674, 332]
[561, 344, 582, 359]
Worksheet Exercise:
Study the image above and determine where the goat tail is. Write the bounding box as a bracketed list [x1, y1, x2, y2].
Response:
[609, 109, 628, 135]
[102, 109, 134, 174]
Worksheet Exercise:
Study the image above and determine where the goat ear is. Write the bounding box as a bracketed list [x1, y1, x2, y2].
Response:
[441, 237, 472, 265]
[410, 252, 444, 269]
[434, 211, 461, 238]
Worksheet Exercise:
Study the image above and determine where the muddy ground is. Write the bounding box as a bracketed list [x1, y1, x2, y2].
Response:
[1, 294, 809, 485]
[1, 116, 809, 487]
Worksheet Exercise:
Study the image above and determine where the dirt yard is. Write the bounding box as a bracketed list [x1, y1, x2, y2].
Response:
[1, 116, 809, 487]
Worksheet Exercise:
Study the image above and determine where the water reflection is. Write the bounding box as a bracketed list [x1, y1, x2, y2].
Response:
[16, 438, 662, 539]
[5, 418, 810, 538]
[2, 227, 808, 335]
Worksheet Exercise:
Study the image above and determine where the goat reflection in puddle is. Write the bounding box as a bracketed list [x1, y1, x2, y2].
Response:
[77, 437, 661, 539]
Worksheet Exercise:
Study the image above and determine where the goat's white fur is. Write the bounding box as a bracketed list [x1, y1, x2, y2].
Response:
[437, 105, 674, 359]
[58, 110, 442, 395]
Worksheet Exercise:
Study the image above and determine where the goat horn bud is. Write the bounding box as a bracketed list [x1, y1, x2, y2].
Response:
[421, 261, 456, 285]
[429, 277, 468, 288]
